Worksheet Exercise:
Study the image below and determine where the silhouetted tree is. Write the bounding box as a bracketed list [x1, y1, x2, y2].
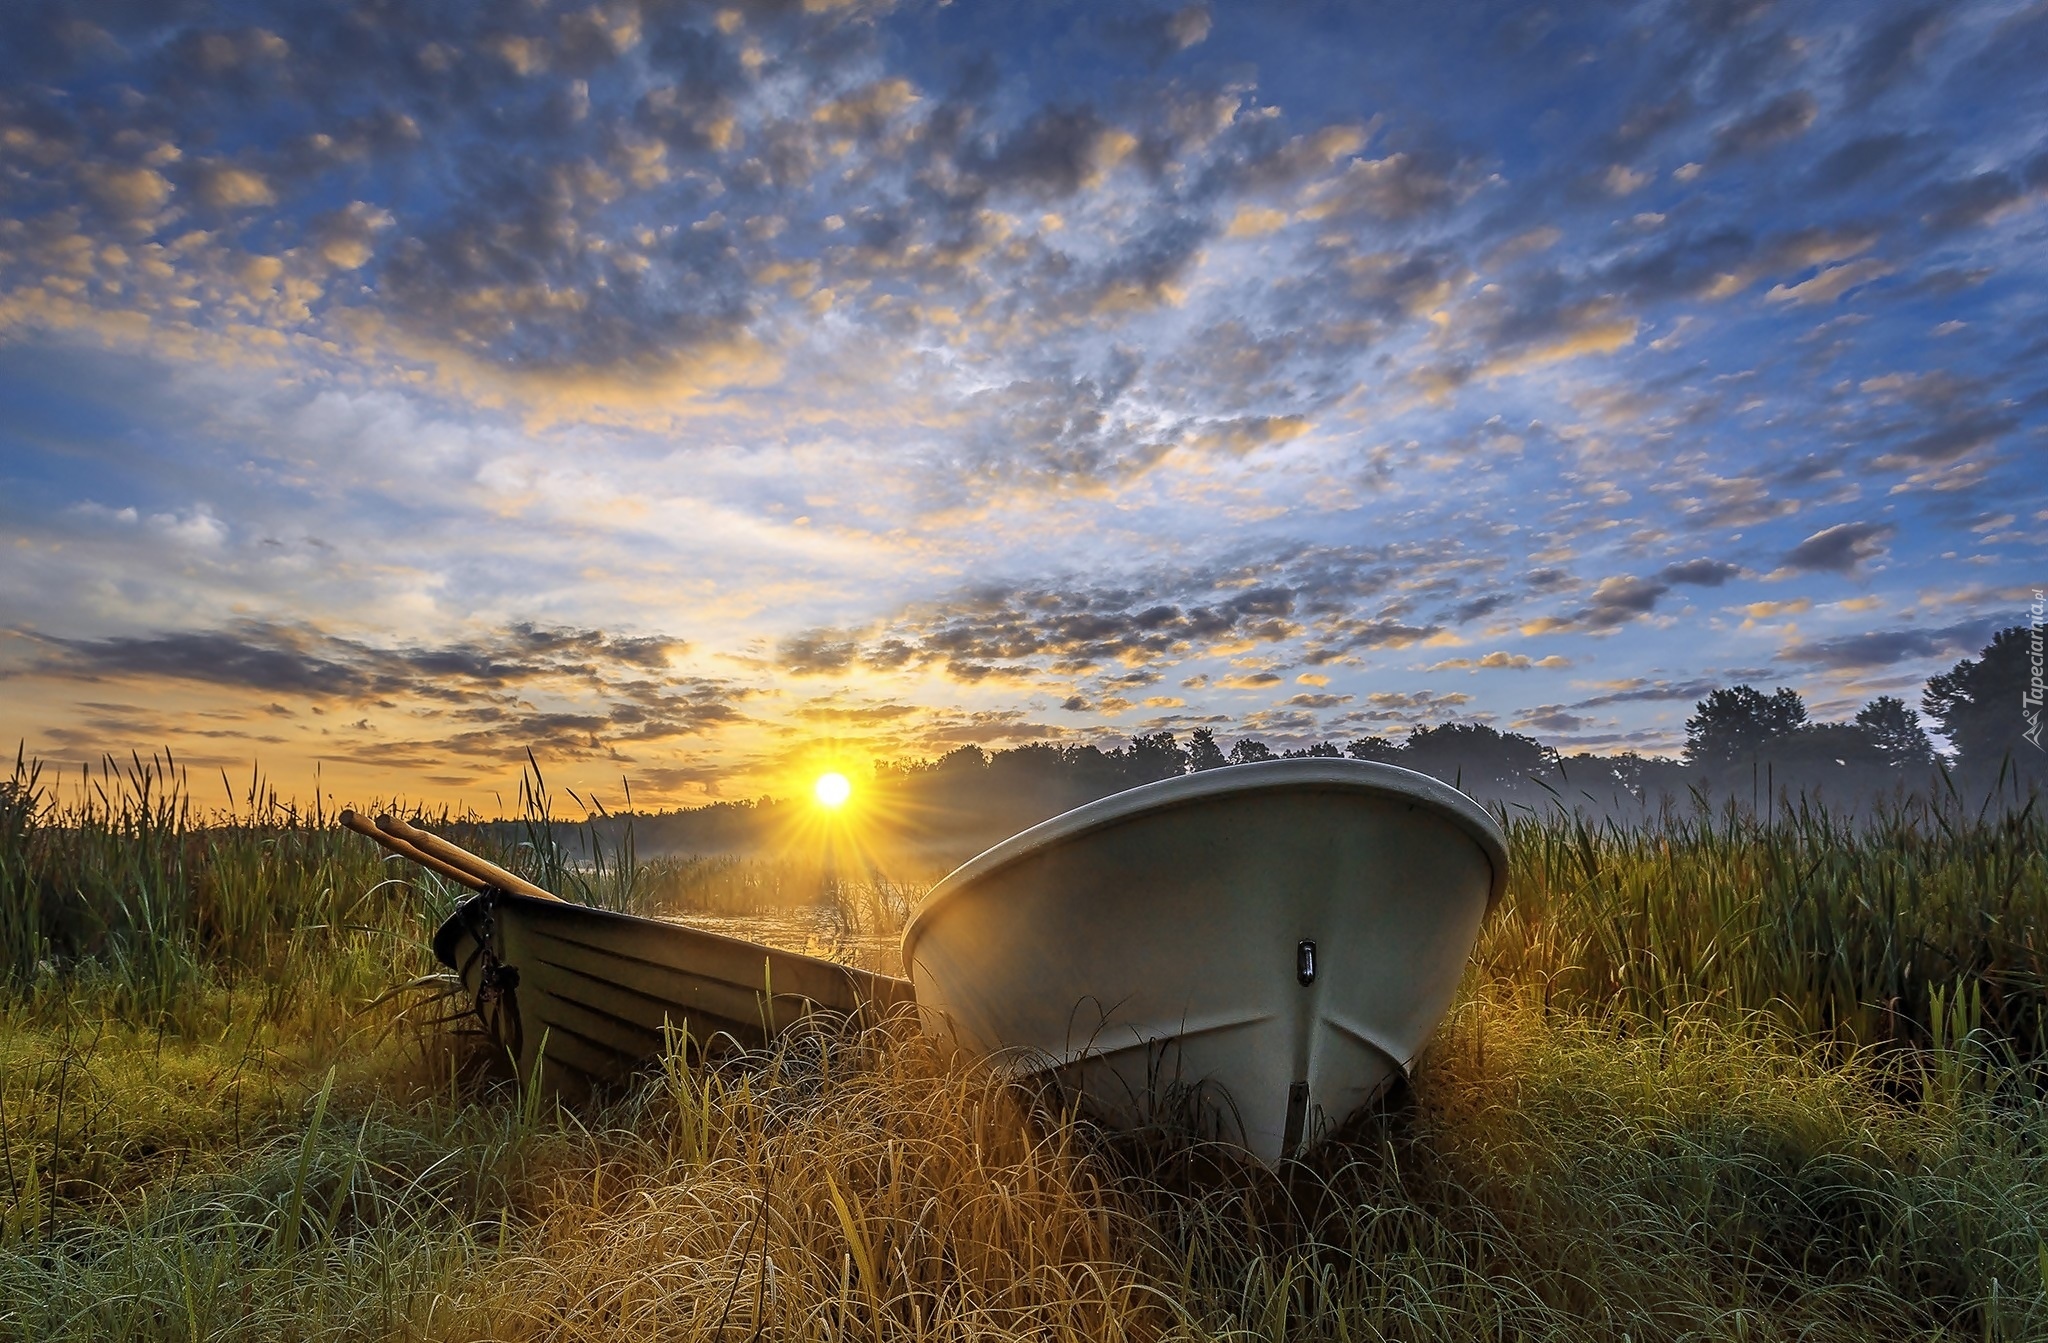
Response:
[1923, 626, 2041, 786]
[1119, 732, 1189, 784]
[1186, 727, 1227, 771]
[931, 744, 989, 774]
[1767, 721, 1888, 774]
[1404, 722, 1550, 796]
[1344, 736, 1402, 764]
[1683, 686, 1808, 771]
[1228, 738, 1276, 765]
[988, 742, 1064, 778]
[1056, 744, 1128, 797]
[1854, 696, 1936, 770]
[1282, 742, 1343, 758]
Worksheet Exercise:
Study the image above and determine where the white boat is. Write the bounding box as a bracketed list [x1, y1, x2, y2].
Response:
[899, 759, 1507, 1164]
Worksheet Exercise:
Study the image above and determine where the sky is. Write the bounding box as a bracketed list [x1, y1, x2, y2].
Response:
[0, 0, 2042, 811]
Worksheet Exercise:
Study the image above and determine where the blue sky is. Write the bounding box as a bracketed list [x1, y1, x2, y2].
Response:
[0, 0, 2041, 806]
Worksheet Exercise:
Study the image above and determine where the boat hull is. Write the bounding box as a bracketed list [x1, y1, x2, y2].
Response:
[900, 760, 1507, 1164]
[434, 892, 915, 1099]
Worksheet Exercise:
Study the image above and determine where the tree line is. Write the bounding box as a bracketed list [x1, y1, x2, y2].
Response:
[885, 624, 2032, 802]
[609, 624, 2041, 858]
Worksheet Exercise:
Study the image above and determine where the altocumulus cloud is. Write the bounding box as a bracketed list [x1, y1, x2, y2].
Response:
[20, 622, 689, 700]
[0, 0, 2040, 794]
[8, 621, 752, 765]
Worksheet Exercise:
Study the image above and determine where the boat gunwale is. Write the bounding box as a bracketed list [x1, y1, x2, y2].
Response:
[433, 890, 915, 1005]
[900, 758, 1509, 967]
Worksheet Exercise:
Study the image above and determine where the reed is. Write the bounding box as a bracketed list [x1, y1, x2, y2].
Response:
[1485, 785, 2048, 1056]
[0, 748, 462, 1039]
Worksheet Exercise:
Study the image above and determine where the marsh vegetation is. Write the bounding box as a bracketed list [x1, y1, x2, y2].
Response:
[1, 747, 2045, 1340]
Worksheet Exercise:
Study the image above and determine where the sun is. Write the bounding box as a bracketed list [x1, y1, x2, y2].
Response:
[813, 771, 852, 809]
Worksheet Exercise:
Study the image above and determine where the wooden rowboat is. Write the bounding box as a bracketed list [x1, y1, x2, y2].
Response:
[343, 812, 913, 1100]
[430, 891, 915, 1098]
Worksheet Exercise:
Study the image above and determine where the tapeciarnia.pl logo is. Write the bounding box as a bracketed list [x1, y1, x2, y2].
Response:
[2027, 589, 2045, 751]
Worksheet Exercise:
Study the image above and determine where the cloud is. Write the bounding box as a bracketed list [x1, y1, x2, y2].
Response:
[1446, 593, 1511, 623]
[1578, 575, 1670, 626]
[1764, 258, 1894, 305]
[1778, 522, 1893, 574]
[1845, 6, 1948, 99]
[77, 163, 174, 218]
[1710, 90, 1818, 159]
[1446, 280, 1642, 381]
[1099, 5, 1213, 64]
[1515, 704, 1589, 733]
[310, 202, 395, 270]
[1300, 150, 1467, 222]
[1187, 414, 1312, 457]
[1224, 205, 1289, 238]
[1656, 558, 1741, 587]
[1521, 574, 1672, 635]
[5, 619, 748, 770]
[1310, 618, 1444, 659]
[1917, 161, 2048, 232]
[1681, 0, 1773, 38]
[1325, 689, 1473, 728]
[195, 165, 276, 211]
[1672, 473, 1801, 528]
[777, 575, 1306, 683]
[377, 169, 757, 376]
[1426, 651, 1572, 671]
[763, 545, 1462, 689]
[778, 630, 863, 676]
[1774, 619, 1996, 671]
[1567, 679, 1723, 709]
[1851, 370, 2018, 474]
[793, 698, 921, 725]
[967, 106, 1135, 199]
[1602, 224, 1877, 304]
[1809, 133, 1919, 193]
[21, 620, 691, 700]
[813, 78, 921, 136]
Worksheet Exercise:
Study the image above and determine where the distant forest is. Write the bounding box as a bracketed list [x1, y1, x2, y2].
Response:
[562, 624, 2042, 864]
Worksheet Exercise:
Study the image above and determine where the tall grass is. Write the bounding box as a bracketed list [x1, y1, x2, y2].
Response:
[0, 749, 466, 1038]
[0, 1037, 513, 1341]
[1489, 786, 2048, 1056]
[1, 749, 2045, 1340]
[1146, 997, 2048, 1341]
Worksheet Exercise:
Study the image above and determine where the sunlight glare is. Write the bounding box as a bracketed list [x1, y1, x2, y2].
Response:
[814, 771, 852, 808]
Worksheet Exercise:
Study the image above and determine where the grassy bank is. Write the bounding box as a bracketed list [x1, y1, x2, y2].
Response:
[1, 753, 2045, 1340]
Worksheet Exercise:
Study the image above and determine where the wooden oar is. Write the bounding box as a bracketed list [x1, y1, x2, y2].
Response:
[339, 809, 487, 891]
[375, 814, 562, 902]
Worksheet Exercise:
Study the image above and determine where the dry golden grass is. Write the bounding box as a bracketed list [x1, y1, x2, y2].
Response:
[476, 1019, 1185, 1341]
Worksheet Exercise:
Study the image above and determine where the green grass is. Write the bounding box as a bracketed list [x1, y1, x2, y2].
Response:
[1489, 785, 2048, 1053]
[1, 750, 2045, 1340]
